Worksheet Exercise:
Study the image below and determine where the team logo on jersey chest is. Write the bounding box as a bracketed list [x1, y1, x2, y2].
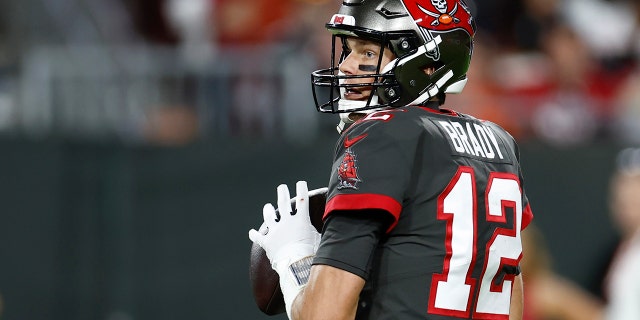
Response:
[338, 148, 361, 189]
[337, 134, 366, 189]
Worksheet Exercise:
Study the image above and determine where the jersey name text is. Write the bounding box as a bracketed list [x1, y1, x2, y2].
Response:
[437, 120, 505, 160]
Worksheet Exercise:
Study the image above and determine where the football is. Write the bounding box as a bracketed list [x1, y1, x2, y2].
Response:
[249, 187, 327, 315]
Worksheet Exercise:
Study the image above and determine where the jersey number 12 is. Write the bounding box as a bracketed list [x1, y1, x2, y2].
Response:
[428, 166, 523, 319]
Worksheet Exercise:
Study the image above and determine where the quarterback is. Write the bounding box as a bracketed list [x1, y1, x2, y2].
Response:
[249, 0, 534, 319]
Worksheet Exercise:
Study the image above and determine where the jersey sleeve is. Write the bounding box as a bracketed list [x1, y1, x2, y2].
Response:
[313, 209, 392, 279]
[324, 112, 419, 232]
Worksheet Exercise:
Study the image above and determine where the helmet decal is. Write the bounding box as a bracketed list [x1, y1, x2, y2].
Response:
[330, 14, 356, 26]
[402, 0, 474, 35]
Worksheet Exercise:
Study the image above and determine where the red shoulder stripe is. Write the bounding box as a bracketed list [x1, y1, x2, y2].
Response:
[324, 193, 402, 232]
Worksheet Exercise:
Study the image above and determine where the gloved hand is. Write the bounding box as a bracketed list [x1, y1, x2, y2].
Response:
[249, 181, 320, 271]
[248, 181, 321, 317]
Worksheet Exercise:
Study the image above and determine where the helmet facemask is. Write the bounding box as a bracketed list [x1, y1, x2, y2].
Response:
[312, 33, 405, 132]
[311, 34, 398, 114]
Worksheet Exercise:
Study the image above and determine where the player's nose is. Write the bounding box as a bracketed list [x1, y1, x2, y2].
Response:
[339, 53, 358, 75]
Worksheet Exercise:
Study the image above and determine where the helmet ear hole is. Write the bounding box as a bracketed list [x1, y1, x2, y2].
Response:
[422, 62, 445, 76]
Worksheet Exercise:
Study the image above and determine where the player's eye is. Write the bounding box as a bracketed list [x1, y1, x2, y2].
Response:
[364, 51, 376, 59]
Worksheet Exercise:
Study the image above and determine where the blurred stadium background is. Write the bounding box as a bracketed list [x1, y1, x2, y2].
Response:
[0, 0, 637, 319]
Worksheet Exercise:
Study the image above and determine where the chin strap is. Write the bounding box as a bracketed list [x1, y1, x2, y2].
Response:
[335, 99, 366, 132]
[336, 120, 347, 134]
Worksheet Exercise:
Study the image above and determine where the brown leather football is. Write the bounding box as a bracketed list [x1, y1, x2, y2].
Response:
[249, 187, 327, 315]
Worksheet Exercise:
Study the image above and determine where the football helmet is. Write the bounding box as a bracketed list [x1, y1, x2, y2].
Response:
[311, 0, 476, 129]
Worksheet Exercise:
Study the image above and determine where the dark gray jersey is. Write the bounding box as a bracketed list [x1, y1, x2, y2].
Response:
[316, 106, 533, 319]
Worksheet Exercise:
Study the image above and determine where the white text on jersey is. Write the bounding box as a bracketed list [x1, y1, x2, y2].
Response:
[437, 120, 505, 160]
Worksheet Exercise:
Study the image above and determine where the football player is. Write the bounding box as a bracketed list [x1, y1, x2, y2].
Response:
[249, 0, 534, 319]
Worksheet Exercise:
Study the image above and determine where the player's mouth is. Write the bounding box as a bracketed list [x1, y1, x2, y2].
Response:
[343, 87, 370, 100]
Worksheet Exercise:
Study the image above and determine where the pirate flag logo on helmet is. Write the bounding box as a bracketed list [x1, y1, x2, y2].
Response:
[402, 0, 475, 35]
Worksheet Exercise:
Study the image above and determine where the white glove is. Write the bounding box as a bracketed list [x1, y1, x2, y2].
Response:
[248, 181, 321, 317]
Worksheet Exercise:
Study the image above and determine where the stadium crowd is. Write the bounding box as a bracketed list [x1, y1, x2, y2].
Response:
[193, 0, 640, 145]
[0, 0, 639, 145]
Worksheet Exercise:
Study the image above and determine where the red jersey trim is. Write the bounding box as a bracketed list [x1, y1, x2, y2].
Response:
[522, 203, 533, 230]
[324, 193, 402, 232]
[419, 106, 459, 116]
